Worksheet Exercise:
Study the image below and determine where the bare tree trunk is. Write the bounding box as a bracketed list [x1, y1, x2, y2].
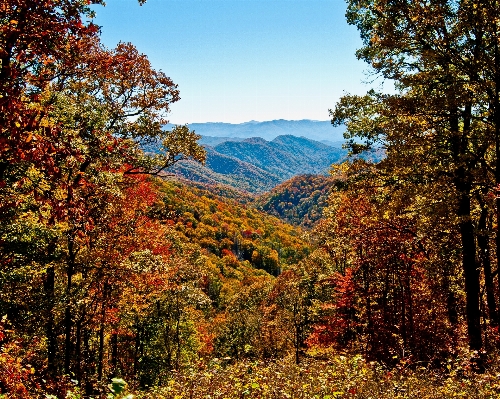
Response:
[111, 330, 118, 377]
[478, 204, 498, 326]
[44, 264, 57, 376]
[64, 235, 76, 374]
[458, 191, 482, 351]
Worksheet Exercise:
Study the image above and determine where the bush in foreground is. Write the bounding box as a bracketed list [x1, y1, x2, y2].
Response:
[131, 354, 500, 399]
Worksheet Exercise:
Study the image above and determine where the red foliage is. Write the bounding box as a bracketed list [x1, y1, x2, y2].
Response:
[221, 248, 235, 258]
[196, 323, 215, 357]
[307, 268, 359, 348]
[0, 322, 35, 398]
[310, 188, 453, 362]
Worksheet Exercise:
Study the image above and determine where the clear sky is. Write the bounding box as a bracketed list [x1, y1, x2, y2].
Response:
[92, 0, 377, 124]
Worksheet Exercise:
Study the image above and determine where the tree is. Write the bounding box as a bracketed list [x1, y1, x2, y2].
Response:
[1, 0, 100, 183]
[0, 0, 206, 392]
[311, 165, 457, 363]
[266, 269, 311, 364]
[331, 0, 500, 355]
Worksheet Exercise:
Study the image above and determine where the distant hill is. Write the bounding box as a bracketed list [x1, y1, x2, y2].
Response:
[167, 119, 346, 143]
[254, 174, 334, 228]
[170, 135, 347, 194]
[198, 136, 244, 146]
[212, 135, 346, 179]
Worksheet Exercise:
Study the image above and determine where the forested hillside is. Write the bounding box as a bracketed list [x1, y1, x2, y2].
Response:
[172, 135, 346, 194]
[213, 135, 345, 179]
[158, 179, 311, 277]
[255, 174, 334, 228]
[6, 0, 500, 398]
[169, 146, 282, 193]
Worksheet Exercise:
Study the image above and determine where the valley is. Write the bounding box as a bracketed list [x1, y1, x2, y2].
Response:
[170, 127, 347, 195]
[163, 121, 347, 230]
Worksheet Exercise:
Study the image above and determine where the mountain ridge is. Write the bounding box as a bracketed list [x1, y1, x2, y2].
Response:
[167, 119, 346, 143]
[254, 174, 335, 228]
[170, 134, 347, 194]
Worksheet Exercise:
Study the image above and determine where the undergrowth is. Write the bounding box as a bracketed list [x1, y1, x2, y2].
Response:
[129, 353, 500, 399]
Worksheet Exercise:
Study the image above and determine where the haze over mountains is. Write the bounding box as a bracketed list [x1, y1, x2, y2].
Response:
[168, 119, 347, 146]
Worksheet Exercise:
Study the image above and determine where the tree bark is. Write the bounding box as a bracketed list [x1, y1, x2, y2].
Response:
[457, 190, 482, 351]
[97, 283, 109, 382]
[44, 264, 57, 376]
[64, 234, 77, 374]
[111, 330, 118, 377]
[478, 204, 498, 326]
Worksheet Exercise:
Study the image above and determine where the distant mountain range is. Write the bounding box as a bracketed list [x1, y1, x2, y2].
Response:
[167, 119, 347, 146]
[169, 134, 348, 194]
[162, 119, 383, 196]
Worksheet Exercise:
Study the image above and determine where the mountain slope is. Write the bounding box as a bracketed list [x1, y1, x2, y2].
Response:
[170, 135, 346, 194]
[157, 179, 311, 276]
[254, 174, 334, 228]
[169, 146, 282, 193]
[213, 135, 346, 179]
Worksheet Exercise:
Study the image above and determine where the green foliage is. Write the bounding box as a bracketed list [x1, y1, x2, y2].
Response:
[108, 378, 134, 399]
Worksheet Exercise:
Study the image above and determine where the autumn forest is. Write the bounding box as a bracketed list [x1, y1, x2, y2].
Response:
[4, 0, 500, 398]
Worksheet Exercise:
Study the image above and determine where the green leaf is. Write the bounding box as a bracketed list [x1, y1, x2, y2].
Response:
[109, 378, 127, 395]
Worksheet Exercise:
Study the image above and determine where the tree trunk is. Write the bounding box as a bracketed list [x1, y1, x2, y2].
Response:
[451, 104, 482, 352]
[493, 23, 500, 320]
[64, 235, 76, 374]
[133, 321, 142, 376]
[97, 283, 109, 382]
[83, 328, 93, 396]
[75, 318, 82, 382]
[111, 330, 118, 377]
[478, 204, 498, 326]
[458, 191, 482, 351]
[44, 264, 57, 376]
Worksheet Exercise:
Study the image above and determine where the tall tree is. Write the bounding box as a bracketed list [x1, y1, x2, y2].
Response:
[0, 0, 206, 389]
[331, 0, 500, 354]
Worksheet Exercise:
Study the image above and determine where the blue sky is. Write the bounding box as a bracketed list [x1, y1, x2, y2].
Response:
[92, 0, 378, 124]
